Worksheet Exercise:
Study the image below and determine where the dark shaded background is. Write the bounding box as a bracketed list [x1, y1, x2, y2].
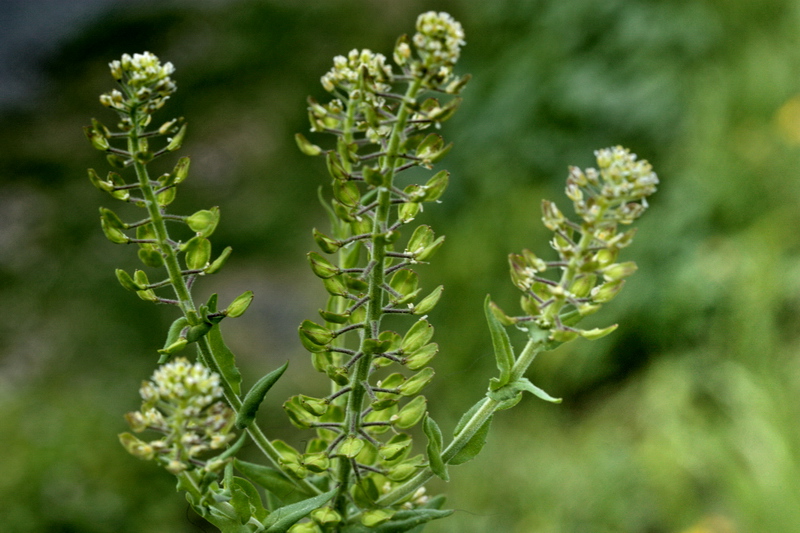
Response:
[3, 0, 800, 531]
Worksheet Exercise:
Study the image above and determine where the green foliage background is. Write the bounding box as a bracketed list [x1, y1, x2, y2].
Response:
[2, 0, 800, 531]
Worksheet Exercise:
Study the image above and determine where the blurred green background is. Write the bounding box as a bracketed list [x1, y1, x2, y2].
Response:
[3, 0, 800, 531]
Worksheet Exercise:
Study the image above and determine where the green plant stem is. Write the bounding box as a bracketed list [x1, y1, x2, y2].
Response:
[376, 334, 547, 507]
[128, 112, 320, 497]
[333, 76, 423, 516]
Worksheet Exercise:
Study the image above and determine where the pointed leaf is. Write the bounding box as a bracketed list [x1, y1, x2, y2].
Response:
[262, 490, 336, 532]
[513, 378, 562, 404]
[423, 414, 448, 481]
[207, 324, 243, 395]
[234, 459, 310, 503]
[236, 361, 289, 429]
[484, 295, 514, 390]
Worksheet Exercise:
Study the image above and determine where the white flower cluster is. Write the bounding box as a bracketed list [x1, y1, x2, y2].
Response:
[100, 52, 176, 115]
[121, 357, 235, 474]
[411, 11, 465, 83]
[321, 48, 394, 94]
[566, 146, 659, 225]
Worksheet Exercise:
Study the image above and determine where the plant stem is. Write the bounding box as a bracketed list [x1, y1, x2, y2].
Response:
[128, 110, 320, 497]
[376, 335, 546, 507]
[333, 76, 423, 516]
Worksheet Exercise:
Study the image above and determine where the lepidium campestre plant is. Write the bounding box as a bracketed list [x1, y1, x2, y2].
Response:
[84, 12, 658, 533]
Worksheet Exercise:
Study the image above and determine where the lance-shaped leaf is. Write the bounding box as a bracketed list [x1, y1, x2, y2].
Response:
[449, 398, 493, 466]
[236, 361, 289, 429]
[511, 377, 561, 404]
[341, 508, 454, 533]
[262, 489, 336, 533]
[484, 295, 515, 391]
[207, 324, 243, 395]
[229, 476, 268, 524]
[423, 414, 449, 481]
[234, 459, 310, 503]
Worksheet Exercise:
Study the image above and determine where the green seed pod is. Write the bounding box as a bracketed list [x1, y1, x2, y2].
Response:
[422, 169, 449, 202]
[302, 451, 330, 473]
[393, 396, 427, 429]
[183, 236, 211, 270]
[389, 269, 419, 299]
[401, 319, 434, 354]
[570, 274, 596, 298]
[299, 395, 329, 417]
[591, 279, 625, 303]
[283, 397, 316, 429]
[137, 247, 164, 268]
[100, 218, 128, 244]
[602, 261, 638, 281]
[83, 125, 109, 151]
[404, 343, 438, 370]
[307, 252, 339, 279]
[165, 123, 187, 151]
[361, 510, 394, 528]
[322, 275, 349, 297]
[295, 132, 322, 156]
[398, 201, 421, 222]
[405, 225, 434, 256]
[311, 507, 341, 526]
[299, 320, 333, 349]
[332, 180, 360, 207]
[413, 285, 444, 315]
[363, 166, 384, 187]
[326, 152, 348, 182]
[338, 436, 364, 458]
[313, 228, 341, 254]
[415, 235, 445, 262]
[156, 186, 176, 207]
[172, 157, 190, 185]
[379, 434, 411, 462]
[205, 246, 232, 274]
[397, 367, 434, 396]
[115, 269, 141, 292]
[186, 207, 220, 237]
[386, 461, 418, 481]
[133, 269, 150, 288]
[326, 366, 350, 386]
[415, 133, 444, 161]
[87, 168, 113, 192]
[225, 291, 253, 318]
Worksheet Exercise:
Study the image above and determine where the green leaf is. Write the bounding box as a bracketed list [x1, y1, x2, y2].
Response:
[449, 398, 493, 466]
[484, 295, 515, 390]
[513, 377, 562, 404]
[236, 361, 289, 429]
[262, 489, 336, 533]
[232, 476, 269, 523]
[207, 324, 243, 395]
[423, 414, 449, 481]
[234, 459, 309, 503]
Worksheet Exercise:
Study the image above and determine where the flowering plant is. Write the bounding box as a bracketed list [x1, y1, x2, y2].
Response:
[84, 12, 656, 533]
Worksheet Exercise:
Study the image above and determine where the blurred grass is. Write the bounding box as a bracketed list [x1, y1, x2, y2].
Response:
[2, 0, 800, 531]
